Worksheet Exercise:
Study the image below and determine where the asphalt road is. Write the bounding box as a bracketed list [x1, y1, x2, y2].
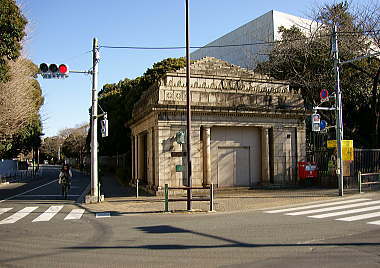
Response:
[0, 167, 379, 267]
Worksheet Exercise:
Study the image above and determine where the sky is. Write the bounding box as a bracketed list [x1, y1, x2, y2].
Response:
[17, 0, 367, 137]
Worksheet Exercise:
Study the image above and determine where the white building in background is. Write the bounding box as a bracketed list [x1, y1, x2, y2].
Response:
[191, 10, 314, 69]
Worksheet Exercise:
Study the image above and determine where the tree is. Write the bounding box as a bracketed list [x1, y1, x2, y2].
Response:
[40, 136, 64, 164]
[0, 58, 43, 137]
[0, 0, 27, 83]
[0, 1, 43, 158]
[256, 1, 380, 148]
[0, 58, 44, 158]
[97, 57, 186, 156]
[61, 123, 89, 165]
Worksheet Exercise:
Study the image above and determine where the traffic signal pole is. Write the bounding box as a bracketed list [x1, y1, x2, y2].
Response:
[88, 38, 100, 203]
[332, 24, 344, 196]
[185, 0, 193, 211]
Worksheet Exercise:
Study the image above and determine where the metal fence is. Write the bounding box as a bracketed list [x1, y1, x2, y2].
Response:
[312, 148, 380, 188]
[354, 149, 380, 173]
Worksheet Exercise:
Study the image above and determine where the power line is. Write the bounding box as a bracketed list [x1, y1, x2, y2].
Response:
[100, 37, 325, 50]
[99, 29, 380, 51]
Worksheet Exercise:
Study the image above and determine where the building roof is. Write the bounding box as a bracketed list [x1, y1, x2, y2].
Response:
[190, 10, 313, 69]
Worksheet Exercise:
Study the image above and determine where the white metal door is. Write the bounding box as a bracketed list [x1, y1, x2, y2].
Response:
[217, 147, 250, 186]
[217, 147, 235, 186]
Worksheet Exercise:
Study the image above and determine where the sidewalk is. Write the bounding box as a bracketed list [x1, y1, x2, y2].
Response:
[82, 173, 374, 215]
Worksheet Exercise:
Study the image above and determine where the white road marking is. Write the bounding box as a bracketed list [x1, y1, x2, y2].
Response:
[0, 207, 38, 224]
[0, 208, 12, 215]
[23, 195, 80, 197]
[367, 220, 380, 225]
[0, 180, 58, 203]
[265, 199, 370, 214]
[64, 209, 85, 220]
[336, 211, 380, 222]
[96, 212, 110, 218]
[286, 200, 380, 216]
[309, 205, 380, 219]
[32, 206, 63, 222]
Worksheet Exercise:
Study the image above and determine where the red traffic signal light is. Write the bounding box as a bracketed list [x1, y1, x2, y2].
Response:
[59, 64, 68, 74]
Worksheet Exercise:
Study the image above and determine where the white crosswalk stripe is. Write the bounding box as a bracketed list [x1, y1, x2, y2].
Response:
[309, 205, 380, 219]
[32, 205, 64, 222]
[0, 206, 88, 224]
[336, 211, 380, 222]
[64, 209, 85, 220]
[0, 206, 38, 224]
[264, 198, 380, 226]
[367, 219, 380, 225]
[0, 207, 12, 216]
[286, 200, 380, 216]
[265, 198, 370, 214]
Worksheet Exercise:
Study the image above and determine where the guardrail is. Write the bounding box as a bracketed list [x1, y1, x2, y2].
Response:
[164, 184, 214, 212]
[0, 169, 42, 183]
[358, 171, 380, 193]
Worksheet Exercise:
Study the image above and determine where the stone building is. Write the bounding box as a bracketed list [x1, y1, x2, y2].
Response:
[129, 57, 307, 193]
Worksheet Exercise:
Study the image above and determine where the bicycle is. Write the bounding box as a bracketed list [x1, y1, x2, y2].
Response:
[60, 176, 71, 199]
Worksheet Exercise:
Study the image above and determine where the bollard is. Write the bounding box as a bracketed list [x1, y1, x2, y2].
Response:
[358, 171, 362, 194]
[209, 184, 214, 212]
[164, 184, 169, 212]
[136, 179, 139, 198]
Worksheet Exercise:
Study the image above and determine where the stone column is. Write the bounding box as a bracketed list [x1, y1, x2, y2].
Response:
[134, 135, 138, 181]
[131, 135, 135, 181]
[202, 126, 212, 185]
[147, 128, 153, 185]
[261, 127, 270, 184]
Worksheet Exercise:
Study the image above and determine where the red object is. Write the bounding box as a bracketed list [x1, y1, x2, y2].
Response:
[59, 64, 68, 74]
[298, 161, 318, 179]
[320, 89, 329, 100]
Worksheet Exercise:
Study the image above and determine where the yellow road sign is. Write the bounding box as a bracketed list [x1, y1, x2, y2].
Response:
[327, 140, 354, 161]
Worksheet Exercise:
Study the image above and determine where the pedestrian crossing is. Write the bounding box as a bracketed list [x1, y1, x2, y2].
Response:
[264, 198, 380, 226]
[0, 206, 86, 225]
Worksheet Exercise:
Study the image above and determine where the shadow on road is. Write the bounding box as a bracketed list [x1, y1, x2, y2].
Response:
[63, 224, 380, 251]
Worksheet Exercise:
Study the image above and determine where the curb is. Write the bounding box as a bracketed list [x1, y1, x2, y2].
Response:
[76, 183, 91, 204]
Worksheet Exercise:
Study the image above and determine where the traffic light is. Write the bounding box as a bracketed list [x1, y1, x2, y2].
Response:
[39, 63, 69, 79]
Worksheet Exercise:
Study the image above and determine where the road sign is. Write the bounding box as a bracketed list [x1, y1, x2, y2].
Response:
[312, 113, 321, 132]
[100, 118, 108, 137]
[320, 89, 329, 102]
[327, 140, 354, 161]
[320, 120, 327, 130]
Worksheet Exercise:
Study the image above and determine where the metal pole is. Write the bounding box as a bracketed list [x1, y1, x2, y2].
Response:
[358, 171, 362, 193]
[185, 0, 192, 211]
[209, 184, 214, 212]
[90, 38, 100, 202]
[164, 184, 169, 212]
[332, 24, 344, 196]
[136, 179, 139, 198]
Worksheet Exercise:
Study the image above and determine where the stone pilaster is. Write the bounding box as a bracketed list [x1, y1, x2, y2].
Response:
[202, 126, 212, 185]
[147, 128, 153, 185]
[260, 127, 270, 184]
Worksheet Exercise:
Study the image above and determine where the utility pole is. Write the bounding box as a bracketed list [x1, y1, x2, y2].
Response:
[185, 0, 192, 211]
[89, 38, 100, 203]
[332, 24, 344, 196]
